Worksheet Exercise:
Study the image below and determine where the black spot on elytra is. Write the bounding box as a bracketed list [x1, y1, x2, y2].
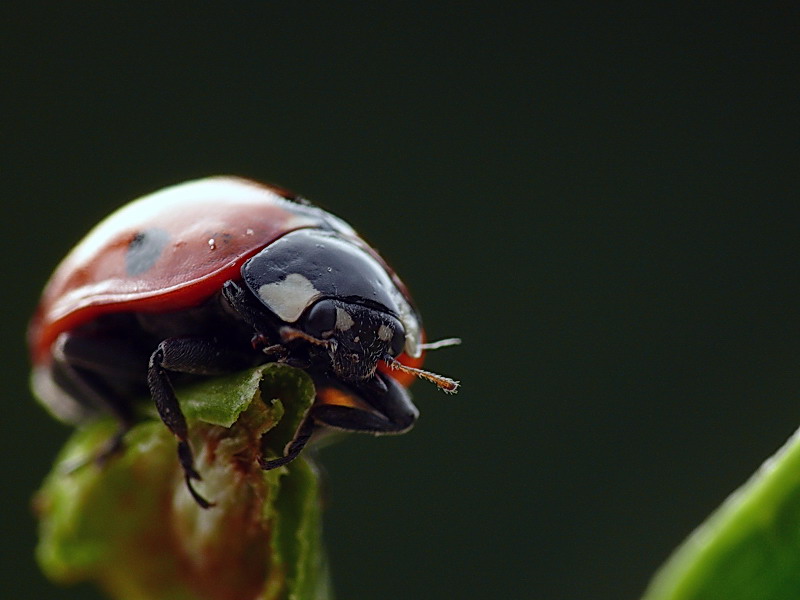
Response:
[126, 228, 170, 275]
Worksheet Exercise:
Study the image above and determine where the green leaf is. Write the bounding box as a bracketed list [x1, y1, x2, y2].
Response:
[35, 363, 330, 600]
[180, 365, 267, 426]
[258, 363, 317, 461]
[643, 426, 800, 600]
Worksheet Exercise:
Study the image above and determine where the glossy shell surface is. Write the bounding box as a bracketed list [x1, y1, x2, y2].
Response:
[29, 177, 351, 363]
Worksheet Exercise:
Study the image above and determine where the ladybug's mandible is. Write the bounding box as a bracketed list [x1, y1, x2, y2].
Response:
[29, 176, 458, 507]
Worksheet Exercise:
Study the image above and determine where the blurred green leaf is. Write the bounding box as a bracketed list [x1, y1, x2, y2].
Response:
[643, 427, 800, 600]
[35, 363, 330, 600]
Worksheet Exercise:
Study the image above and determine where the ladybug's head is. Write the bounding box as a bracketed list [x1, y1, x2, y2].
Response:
[281, 297, 459, 392]
[293, 298, 406, 381]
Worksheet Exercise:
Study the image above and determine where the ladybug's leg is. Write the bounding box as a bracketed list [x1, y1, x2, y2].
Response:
[259, 417, 316, 470]
[311, 371, 419, 435]
[258, 372, 418, 472]
[148, 336, 253, 508]
[51, 332, 141, 457]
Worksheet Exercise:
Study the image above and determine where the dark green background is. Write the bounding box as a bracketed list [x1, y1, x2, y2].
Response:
[2, 5, 798, 599]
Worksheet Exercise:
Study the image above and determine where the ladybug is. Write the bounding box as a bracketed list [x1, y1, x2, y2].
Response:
[29, 176, 458, 507]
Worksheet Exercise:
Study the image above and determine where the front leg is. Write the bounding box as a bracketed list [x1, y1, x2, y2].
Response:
[310, 372, 419, 435]
[44, 332, 144, 466]
[259, 372, 419, 471]
[148, 336, 253, 508]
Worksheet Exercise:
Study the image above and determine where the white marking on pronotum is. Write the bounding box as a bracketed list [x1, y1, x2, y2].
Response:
[335, 307, 355, 331]
[258, 273, 322, 323]
[377, 323, 393, 342]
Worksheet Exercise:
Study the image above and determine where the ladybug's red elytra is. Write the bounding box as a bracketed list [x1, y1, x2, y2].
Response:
[28, 176, 458, 507]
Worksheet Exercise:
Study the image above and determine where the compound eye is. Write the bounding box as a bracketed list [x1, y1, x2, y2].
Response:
[390, 324, 406, 357]
[303, 300, 337, 338]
